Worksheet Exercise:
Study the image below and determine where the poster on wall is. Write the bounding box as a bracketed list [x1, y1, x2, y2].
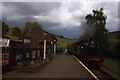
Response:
[16, 54, 22, 60]
[32, 50, 36, 58]
[0, 53, 9, 66]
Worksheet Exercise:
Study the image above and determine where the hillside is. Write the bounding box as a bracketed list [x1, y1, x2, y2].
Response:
[5, 29, 19, 40]
[108, 31, 120, 39]
[55, 35, 78, 48]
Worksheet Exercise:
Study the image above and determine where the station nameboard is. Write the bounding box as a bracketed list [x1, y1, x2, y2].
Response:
[0, 38, 10, 47]
[23, 38, 30, 45]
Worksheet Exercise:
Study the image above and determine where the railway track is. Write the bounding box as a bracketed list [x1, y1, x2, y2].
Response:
[73, 55, 114, 80]
[84, 63, 118, 80]
[91, 69, 115, 80]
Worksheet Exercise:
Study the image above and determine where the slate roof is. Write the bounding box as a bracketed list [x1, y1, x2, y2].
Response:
[20, 27, 57, 48]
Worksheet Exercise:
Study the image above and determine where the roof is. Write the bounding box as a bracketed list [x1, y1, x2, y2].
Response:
[2, 36, 11, 39]
[20, 27, 57, 48]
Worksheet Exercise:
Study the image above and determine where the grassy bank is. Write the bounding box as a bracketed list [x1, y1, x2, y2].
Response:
[103, 58, 120, 76]
[5, 34, 18, 40]
[55, 35, 78, 48]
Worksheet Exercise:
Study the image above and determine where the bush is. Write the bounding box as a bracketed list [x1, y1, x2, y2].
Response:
[34, 57, 43, 64]
[57, 47, 64, 53]
[17, 62, 23, 67]
[23, 60, 31, 66]
[47, 52, 56, 60]
[12, 27, 21, 36]
[105, 39, 120, 59]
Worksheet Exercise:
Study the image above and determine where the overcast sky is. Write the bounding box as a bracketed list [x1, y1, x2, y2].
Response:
[1, 1, 119, 39]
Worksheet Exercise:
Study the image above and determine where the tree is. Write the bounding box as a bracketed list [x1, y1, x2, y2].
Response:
[12, 26, 21, 36]
[85, 8, 108, 54]
[23, 21, 42, 33]
[33, 22, 42, 28]
[2, 21, 9, 36]
[60, 35, 64, 38]
[23, 21, 33, 32]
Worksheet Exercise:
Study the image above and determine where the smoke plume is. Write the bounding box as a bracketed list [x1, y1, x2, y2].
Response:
[80, 21, 96, 38]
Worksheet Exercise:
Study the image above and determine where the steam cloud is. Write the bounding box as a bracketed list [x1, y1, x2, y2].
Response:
[81, 21, 96, 38]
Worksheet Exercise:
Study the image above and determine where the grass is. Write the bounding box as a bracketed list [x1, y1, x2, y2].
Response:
[5, 28, 19, 40]
[108, 31, 120, 39]
[55, 35, 78, 48]
[5, 34, 18, 40]
[107, 38, 120, 53]
[103, 58, 120, 76]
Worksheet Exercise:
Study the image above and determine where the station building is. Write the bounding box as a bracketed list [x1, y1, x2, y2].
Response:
[20, 27, 57, 59]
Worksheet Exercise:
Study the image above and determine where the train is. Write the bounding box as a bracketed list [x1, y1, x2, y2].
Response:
[67, 39, 103, 68]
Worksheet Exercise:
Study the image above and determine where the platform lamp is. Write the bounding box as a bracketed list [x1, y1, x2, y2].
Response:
[53, 39, 56, 54]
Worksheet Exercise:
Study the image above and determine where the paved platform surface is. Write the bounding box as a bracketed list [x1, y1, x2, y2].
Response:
[3, 54, 95, 79]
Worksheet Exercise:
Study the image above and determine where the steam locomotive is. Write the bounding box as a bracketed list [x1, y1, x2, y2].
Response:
[67, 39, 103, 68]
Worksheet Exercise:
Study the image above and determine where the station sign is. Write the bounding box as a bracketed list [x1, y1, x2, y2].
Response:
[0, 38, 10, 47]
[23, 38, 30, 45]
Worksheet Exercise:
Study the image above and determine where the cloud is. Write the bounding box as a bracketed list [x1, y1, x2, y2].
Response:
[32, 2, 82, 29]
[118, 2, 120, 31]
[2, 2, 61, 21]
[0, 2, 2, 19]
[97, 2, 118, 31]
[2, 1, 119, 38]
[2, 0, 119, 2]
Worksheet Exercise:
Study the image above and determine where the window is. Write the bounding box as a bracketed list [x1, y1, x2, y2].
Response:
[43, 33, 47, 36]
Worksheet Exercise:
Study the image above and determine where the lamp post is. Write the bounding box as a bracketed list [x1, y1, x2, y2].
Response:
[54, 40, 56, 53]
[43, 33, 47, 59]
[43, 40, 46, 59]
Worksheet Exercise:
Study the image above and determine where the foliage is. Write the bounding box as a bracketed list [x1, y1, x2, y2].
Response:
[56, 47, 64, 53]
[103, 58, 120, 76]
[108, 31, 120, 39]
[2, 21, 9, 36]
[59, 35, 64, 38]
[104, 31, 120, 59]
[5, 28, 19, 40]
[55, 35, 78, 53]
[33, 22, 42, 28]
[105, 38, 120, 59]
[23, 21, 42, 33]
[35, 57, 43, 64]
[85, 8, 108, 54]
[23, 60, 31, 66]
[5, 34, 18, 40]
[23, 21, 33, 32]
[55, 35, 78, 48]
[12, 26, 21, 36]
[47, 52, 56, 60]
[1, 20, 19, 40]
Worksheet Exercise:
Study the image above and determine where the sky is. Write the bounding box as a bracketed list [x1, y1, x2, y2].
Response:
[1, 0, 119, 39]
